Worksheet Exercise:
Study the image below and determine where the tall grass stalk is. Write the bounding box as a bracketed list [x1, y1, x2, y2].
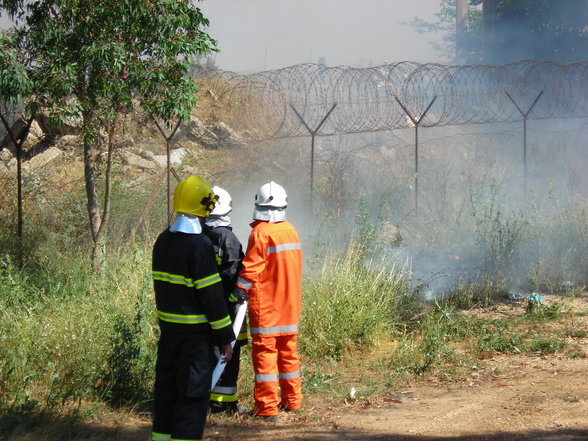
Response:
[300, 241, 412, 361]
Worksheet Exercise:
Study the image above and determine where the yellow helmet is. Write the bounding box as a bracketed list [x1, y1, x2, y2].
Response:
[173, 175, 217, 217]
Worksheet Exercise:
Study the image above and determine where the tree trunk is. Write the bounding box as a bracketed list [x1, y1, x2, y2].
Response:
[482, 0, 497, 63]
[82, 112, 103, 272]
[456, 0, 469, 63]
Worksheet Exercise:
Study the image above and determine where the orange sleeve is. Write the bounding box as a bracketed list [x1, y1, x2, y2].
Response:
[237, 230, 267, 293]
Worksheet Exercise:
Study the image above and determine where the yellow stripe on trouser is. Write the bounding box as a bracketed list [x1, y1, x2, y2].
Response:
[210, 392, 238, 403]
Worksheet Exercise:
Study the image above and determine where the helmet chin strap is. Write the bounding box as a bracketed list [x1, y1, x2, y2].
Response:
[170, 213, 203, 234]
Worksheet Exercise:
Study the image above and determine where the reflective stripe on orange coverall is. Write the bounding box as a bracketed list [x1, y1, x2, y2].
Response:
[237, 220, 303, 416]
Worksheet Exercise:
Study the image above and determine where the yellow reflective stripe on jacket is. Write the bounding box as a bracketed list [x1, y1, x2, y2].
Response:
[157, 311, 231, 330]
[195, 273, 222, 289]
[157, 311, 208, 325]
[152, 271, 221, 290]
[153, 271, 195, 287]
[209, 314, 231, 330]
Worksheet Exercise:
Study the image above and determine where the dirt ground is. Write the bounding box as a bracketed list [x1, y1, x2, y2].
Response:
[8, 293, 587, 441]
[209, 354, 588, 441]
[74, 291, 585, 441]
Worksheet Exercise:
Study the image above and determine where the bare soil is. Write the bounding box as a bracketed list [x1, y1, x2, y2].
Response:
[8, 293, 588, 441]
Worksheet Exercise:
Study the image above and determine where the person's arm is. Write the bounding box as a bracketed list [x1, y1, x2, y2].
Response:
[234, 229, 266, 296]
[220, 231, 244, 294]
[194, 238, 235, 346]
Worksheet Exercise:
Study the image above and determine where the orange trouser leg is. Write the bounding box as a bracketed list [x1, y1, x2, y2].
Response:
[251, 335, 279, 416]
[276, 334, 302, 410]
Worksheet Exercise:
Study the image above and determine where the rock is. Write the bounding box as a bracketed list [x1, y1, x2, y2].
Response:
[1, 118, 47, 155]
[24, 146, 63, 170]
[38, 112, 82, 137]
[153, 148, 188, 167]
[53, 135, 82, 157]
[178, 116, 219, 148]
[0, 148, 13, 162]
[118, 150, 159, 172]
[211, 121, 247, 149]
[127, 147, 156, 162]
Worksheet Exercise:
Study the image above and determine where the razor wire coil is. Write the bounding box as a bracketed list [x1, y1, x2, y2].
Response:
[192, 60, 588, 139]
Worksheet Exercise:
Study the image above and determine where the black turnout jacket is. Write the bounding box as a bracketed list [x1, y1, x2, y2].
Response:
[152, 228, 235, 346]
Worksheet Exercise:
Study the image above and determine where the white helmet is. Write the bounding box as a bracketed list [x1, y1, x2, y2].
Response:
[210, 186, 232, 216]
[255, 181, 287, 209]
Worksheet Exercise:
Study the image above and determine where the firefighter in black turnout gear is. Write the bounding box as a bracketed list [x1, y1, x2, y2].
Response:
[204, 186, 247, 414]
[151, 175, 235, 441]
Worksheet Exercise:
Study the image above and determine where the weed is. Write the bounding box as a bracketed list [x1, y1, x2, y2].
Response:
[526, 333, 566, 355]
[103, 273, 156, 407]
[469, 183, 526, 287]
[524, 299, 561, 320]
[476, 322, 525, 354]
[563, 394, 580, 403]
[300, 241, 411, 360]
[565, 347, 586, 359]
[303, 371, 339, 393]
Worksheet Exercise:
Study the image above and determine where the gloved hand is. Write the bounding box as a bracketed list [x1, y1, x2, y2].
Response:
[229, 287, 249, 304]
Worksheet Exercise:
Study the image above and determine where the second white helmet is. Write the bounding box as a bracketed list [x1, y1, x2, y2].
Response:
[210, 186, 232, 216]
[255, 181, 287, 209]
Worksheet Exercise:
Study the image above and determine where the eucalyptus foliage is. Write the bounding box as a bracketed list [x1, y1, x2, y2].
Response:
[0, 0, 217, 269]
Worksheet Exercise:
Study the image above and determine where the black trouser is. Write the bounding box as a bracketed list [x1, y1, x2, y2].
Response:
[153, 331, 213, 441]
[209, 306, 247, 411]
[209, 340, 244, 409]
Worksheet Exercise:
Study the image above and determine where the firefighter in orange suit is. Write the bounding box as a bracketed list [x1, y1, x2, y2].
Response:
[233, 181, 303, 421]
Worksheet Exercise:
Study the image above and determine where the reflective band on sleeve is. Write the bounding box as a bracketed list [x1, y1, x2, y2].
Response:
[266, 242, 301, 255]
[195, 272, 221, 289]
[279, 370, 300, 380]
[237, 331, 248, 341]
[209, 315, 232, 330]
[255, 373, 279, 382]
[152, 432, 171, 441]
[250, 324, 299, 335]
[153, 271, 194, 287]
[237, 277, 252, 290]
[157, 311, 208, 324]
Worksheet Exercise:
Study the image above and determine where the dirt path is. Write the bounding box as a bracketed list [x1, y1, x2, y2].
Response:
[207, 292, 588, 441]
[207, 352, 588, 441]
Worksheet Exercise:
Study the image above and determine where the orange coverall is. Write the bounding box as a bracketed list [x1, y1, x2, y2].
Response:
[236, 219, 303, 416]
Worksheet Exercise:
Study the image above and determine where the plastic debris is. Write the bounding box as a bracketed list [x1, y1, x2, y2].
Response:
[527, 292, 544, 303]
[508, 291, 524, 301]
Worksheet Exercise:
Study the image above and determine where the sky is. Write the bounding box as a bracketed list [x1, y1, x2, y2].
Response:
[197, 0, 446, 72]
[1, 1, 447, 73]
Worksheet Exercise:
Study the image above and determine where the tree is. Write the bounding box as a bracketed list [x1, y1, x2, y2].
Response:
[486, 0, 588, 64]
[0, 29, 35, 266]
[411, 0, 588, 64]
[1, 0, 217, 271]
[409, 0, 482, 64]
